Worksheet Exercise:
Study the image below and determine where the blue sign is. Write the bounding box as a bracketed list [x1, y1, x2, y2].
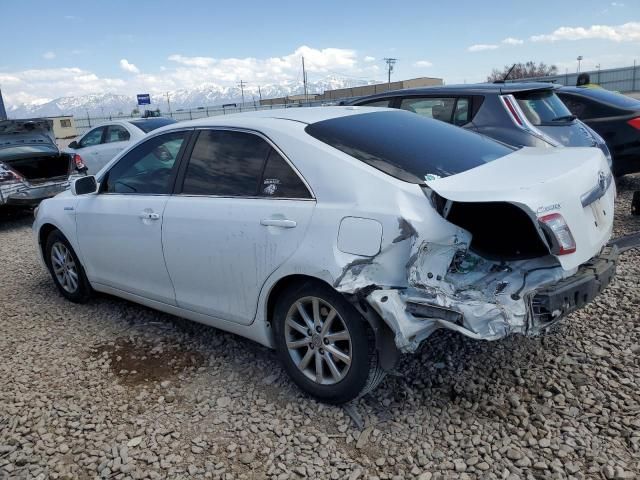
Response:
[137, 94, 151, 106]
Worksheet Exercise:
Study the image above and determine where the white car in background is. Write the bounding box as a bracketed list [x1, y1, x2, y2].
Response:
[66, 118, 176, 173]
[34, 107, 618, 403]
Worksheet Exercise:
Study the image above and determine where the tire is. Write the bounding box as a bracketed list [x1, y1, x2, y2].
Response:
[273, 280, 385, 404]
[45, 230, 92, 303]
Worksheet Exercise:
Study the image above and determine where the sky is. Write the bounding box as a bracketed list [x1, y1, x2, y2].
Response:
[0, 0, 639, 107]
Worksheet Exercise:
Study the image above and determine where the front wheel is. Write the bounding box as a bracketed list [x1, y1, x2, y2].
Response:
[273, 281, 384, 404]
[45, 230, 92, 303]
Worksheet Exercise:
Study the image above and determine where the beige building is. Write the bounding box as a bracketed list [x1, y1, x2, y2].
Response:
[260, 76, 444, 106]
[47, 115, 78, 148]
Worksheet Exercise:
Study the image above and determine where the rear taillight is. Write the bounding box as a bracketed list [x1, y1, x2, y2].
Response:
[0, 165, 24, 184]
[73, 153, 87, 171]
[501, 95, 524, 126]
[539, 213, 576, 255]
[627, 117, 640, 130]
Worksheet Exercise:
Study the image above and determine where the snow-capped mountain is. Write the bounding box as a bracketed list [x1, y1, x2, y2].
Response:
[7, 77, 374, 118]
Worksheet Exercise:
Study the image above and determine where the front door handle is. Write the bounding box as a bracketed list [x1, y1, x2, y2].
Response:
[140, 212, 160, 220]
[260, 218, 297, 228]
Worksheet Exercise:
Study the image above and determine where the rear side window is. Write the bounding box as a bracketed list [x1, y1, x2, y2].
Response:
[359, 99, 392, 108]
[182, 130, 270, 196]
[305, 110, 513, 182]
[260, 150, 311, 198]
[400, 97, 456, 122]
[514, 90, 573, 125]
[105, 125, 130, 143]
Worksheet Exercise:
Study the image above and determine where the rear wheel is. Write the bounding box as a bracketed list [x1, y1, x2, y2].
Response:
[45, 230, 92, 303]
[273, 281, 384, 404]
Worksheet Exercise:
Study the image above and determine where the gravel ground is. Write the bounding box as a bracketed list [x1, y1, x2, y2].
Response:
[1, 178, 639, 480]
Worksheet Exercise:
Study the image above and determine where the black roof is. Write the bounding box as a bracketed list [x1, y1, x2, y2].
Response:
[128, 117, 176, 133]
[349, 82, 557, 103]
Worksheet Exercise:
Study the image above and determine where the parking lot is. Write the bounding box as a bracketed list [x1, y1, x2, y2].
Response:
[0, 177, 638, 480]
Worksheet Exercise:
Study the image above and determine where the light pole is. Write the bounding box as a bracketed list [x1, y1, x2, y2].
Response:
[596, 64, 601, 84]
[577, 56, 583, 73]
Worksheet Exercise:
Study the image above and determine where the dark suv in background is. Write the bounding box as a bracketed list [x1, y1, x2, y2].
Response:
[346, 83, 612, 169]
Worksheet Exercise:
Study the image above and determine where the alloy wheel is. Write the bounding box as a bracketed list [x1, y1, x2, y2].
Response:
[50, 242, 79, 294]
[284, 296, 352, 385]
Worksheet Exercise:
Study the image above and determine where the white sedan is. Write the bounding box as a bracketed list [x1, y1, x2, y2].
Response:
[34, 107, 617, 403]
[65, 118, 176, 174]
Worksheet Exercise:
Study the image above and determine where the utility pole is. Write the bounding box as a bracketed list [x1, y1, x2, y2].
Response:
[165, 92, 172, 116]
[383, 58, 397, 90]
[237, 80, 247, 107]
[302, 56, 308, 103]
[258, 85, 262, 103]
[577, 55, 583, 73]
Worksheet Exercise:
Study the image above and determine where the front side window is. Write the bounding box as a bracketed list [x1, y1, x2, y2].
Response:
[400, 97, 457, 122]
[102, 131, 187, 194]
[105, 125, 131, 143]
[79, 127, 105, 147]
[305, 110, 513, 182]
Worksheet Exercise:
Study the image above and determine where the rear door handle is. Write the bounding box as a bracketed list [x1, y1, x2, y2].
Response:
[140, 212, 160, 220]
[260, 218, 297, 228]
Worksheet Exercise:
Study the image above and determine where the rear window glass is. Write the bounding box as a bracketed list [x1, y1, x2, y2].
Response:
[129, 118, 177, 133]
[514, 90, 573, 125]
[305, 110, 512, 183]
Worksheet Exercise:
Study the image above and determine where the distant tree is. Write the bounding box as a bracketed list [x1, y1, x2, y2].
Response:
[131, 107, 140, 116]
[487, 61, 558, 82]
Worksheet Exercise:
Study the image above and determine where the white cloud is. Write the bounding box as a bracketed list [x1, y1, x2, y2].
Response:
[119, 59, 140, 74]
[413, 60, 433, 68]
[611, 2, 624, 6]
[531, 22, 640, 42]
[364, 56, 376, 62]
[43, 51, 56, 60]
[0, 45, 376, 108]
[502, 37, 524, 45]
[468, 44, 499, 52]
[167, 54, 216, 68]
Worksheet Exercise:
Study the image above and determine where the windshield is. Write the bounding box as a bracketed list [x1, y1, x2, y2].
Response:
[129, 118, 176, 133]
[514, 90, 573, 125]
[305, 110, 513, 183]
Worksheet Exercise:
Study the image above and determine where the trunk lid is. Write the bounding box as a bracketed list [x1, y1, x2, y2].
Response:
[426, 147, 615, 271]
[0, 118, 59, 161]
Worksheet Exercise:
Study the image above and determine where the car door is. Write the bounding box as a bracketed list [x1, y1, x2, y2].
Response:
[76, 127, 107, 173]
[162, 128, 315, 325]
[100, 124, 132, 165]
[75, 130, 191, 304]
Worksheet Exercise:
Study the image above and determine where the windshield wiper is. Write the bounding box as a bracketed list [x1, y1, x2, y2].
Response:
[551, 114, 577, 122]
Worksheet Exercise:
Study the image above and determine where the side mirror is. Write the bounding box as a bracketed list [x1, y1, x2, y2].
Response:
[68, 140, 79, 149]
[71, 175, 98, 196]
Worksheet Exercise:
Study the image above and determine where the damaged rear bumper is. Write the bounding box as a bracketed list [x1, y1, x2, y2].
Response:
[0, 179, 73, 207]
[366, 247, 618, 353]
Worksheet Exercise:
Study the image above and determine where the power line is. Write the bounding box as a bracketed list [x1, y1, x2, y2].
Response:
[383, 58, 397, 90]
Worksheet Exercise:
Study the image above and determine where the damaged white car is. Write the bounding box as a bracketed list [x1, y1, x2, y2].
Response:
[1, 119, 86, 208]
[33, 107, 617, 403]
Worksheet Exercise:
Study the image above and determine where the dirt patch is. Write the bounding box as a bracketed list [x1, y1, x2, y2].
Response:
[92, 337, 205, 386]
